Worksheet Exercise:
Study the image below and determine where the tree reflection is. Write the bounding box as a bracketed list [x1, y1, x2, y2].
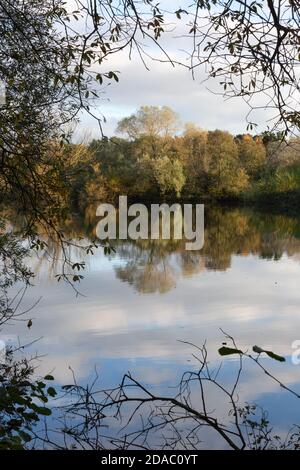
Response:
[15, 205, 300, 294]
[111, 206, 300, 293]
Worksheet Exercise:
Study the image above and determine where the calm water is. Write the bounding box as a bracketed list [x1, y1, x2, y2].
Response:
[6, 205, 300, 448]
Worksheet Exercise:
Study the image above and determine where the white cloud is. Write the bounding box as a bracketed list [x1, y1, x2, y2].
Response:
[76, 48, 274, 139]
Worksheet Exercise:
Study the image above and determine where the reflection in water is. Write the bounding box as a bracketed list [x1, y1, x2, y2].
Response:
[8, 204, 300, 447]
[113, 207, 300, 292]
[25, 205, 300, 293]
[39, 205, 300, 293]
[115, 248, 177, 294]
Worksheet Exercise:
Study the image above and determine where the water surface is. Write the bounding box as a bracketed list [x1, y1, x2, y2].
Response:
[7, 205, 300, 447]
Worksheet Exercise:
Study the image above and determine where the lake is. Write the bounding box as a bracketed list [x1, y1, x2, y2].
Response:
[6, 204, 300, 448]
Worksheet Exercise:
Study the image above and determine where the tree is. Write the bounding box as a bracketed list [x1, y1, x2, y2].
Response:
[184, 1, 300, 134]
[206, 130, 249, 198]
[181, 123, 208, 195]
[90, 138, 139, 198]
[0, 352, 56, 450]
[0, 1, 72, 225]
[265, 137, 300, 168]
[236, 135, 267, 178]
[152, 156, 185, 197]
[116, 106, 180, 139]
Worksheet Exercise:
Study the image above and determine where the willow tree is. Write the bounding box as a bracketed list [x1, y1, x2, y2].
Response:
[117, 106, 180, 139]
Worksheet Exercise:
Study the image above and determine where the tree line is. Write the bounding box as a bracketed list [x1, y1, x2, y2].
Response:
[65, 106, 300, 211]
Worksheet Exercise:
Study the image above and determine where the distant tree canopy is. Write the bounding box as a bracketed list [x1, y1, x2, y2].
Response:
[236, 135, 267, 178]
[116, 106, 180, 140]
[64, 106, 300, 209]
[205, 130, 249, 198]
[0, 0, 299, 230]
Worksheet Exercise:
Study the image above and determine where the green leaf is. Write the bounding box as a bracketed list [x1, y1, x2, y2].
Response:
[265, 350, 285, 362]
[252, 345, 264, 354]
[47, 387, 57, 397]
[18, 431, 32, 443]
[252, 345, 285, 362]
[44, 375, 54, 381]
[31, 405, 51, 416]
[218, 346, 243, 356]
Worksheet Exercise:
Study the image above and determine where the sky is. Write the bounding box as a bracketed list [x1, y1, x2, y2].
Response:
[62, 0, 297, 142]
[77, 49, 270, 140]
[69, 0, 274, 141]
